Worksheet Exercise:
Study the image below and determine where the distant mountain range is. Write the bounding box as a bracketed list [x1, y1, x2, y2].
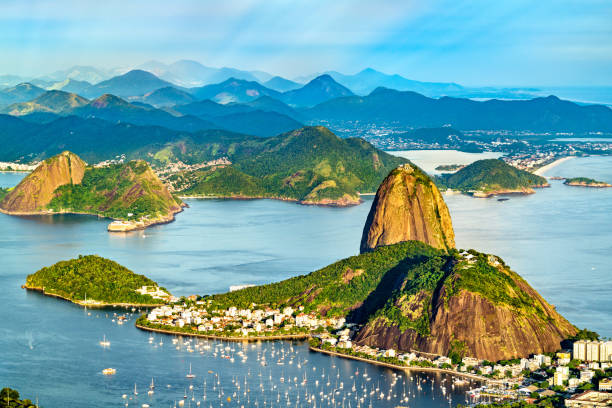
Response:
[1, 67, 611, 137]
[303, 88, 612, 132]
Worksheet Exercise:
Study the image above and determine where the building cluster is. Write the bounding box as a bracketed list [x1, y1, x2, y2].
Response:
[156, 157, 232, 191]
[134, 285, 175, 302]
[573, 340, 612, 363]
[94, 154, 126, 167]
[146, 302, 345, 336]
[0, 161, 40, 171]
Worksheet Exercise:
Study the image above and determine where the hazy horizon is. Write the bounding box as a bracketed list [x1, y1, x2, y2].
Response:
[2, 0, 611, 87]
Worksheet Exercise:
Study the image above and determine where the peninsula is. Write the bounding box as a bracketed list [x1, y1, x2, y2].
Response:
[563, 177, 612, 188]
[138, 164, 576, 364]
[24, 255, 172, 307]
[168, 126, 407, 206]
[436, 159, 549, 197]
[0, 151, 183, 231]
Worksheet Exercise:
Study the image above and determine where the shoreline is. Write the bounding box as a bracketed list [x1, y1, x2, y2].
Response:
[533, 156, 574, 176]
[22, 285, 163, 308]
[179, 194, 361, 208]
[135, 323, 310, 342]
[0, 206, 182, 233]
[309, 346, 499, 384]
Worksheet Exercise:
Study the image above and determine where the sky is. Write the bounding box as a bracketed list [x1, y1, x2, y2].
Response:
[1, 0, 611, 86]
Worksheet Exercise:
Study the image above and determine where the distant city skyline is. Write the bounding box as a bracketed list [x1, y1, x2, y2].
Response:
[1, 0, 611, 86]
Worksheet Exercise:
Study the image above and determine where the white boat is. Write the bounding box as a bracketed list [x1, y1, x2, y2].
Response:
[186, 363, 195, 378]
[101, 368, 116, 375]
[99, 334, 111, 347]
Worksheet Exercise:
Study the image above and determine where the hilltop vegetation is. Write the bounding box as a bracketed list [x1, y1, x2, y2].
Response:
[0, 187, 9, 201]
[48, 160, 182, 220]
[171, 126, 407, 205]
[563, 177, 611, 187]
[210, 241, 442, 315]
[25, 255, 166, 305]
[436, 159, 548, 195]
[0, 151, 182, 229]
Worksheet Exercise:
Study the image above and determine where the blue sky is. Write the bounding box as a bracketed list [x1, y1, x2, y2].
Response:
[1, 0, 611, 86]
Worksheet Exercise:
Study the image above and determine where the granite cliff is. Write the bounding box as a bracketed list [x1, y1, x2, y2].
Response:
[0, 151, 86, 214]
[213, 164, 577, 361]
[352, 249, 576, 361]
[0, 151, 182, 231]
[360, 163, 455, 253]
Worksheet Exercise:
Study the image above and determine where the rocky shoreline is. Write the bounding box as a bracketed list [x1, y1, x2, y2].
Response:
[179, 194, 362, 207]
[309, 346, 503, 384]
[135, 322, 310, 342]
[22, 285, 163, 308]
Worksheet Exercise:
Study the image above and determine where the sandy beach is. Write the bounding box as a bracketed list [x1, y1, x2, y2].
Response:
[533, 156, 574, 176]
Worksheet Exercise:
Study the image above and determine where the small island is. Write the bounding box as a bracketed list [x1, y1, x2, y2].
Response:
[563, 177, 612, 188]
[24, 255, 173, 307]
[435, 163, 465, 172]
[436, 159, 549, 197]
[0, 151, 183, 232]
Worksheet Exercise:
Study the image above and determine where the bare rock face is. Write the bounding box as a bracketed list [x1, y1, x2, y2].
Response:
[360, 164, 455, 253]
[353, 252, 577, 361]
[0, 151, 86, 214]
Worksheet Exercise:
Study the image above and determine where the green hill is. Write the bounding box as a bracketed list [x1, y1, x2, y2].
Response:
[436, 159, 548, 196]
[0, 151, 183, 230]
[25, 255, 167, 306]
[171, 126, 407, 205]
[211, 240, 575, 361]
[1, 90, 89, 116]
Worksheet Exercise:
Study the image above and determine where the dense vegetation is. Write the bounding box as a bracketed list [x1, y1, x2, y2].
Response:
[0, 388, 37, 408]
[173, 126, 407, 203]
[436, 159, 548, 193]
[210, 241, 443, 319]
[47, 160, 181, 220]
[25, 255, 166, 305]
[564, 177, 610, 186]
[0, 187, 9, 201]
[212, 239, 563, 341]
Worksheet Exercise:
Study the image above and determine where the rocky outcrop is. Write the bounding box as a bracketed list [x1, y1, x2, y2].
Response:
[353, 253, 577, 361]
[360, 164, 455, 253]
[0, 151, 86, 214]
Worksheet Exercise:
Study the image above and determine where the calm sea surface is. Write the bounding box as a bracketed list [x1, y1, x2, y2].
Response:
[1, 153, 611, 407]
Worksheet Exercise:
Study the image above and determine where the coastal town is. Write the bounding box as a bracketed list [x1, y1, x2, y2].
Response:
[138, 295, 612, 408]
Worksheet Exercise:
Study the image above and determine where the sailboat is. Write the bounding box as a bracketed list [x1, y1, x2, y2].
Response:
[99, 334, 110, 347]
[186, 363, 196, 378]
[134, 383, 138, 395]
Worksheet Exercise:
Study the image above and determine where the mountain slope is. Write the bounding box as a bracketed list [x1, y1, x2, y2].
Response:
[263, 76, 302, 92]
[0, 151, 87, 213]
[2, 90, 89, 116]
[140, 86, 197, 107]
[305, 88, 612, 132]
[281, 75, 354, 107]
[211, 166, 577, 361]
[190, 78, 281, 103]
[70, 94, 215, 132]
[0, 151, 182, 230]
[48, 78, 93, 95]
[210, 110, 303, 137]
[0, 83, 46, 106]
[361, 164, 455, 252]
[329, 68, 463, 96]
[172, 126, 407, 205]
[84, 70, 176, 98]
